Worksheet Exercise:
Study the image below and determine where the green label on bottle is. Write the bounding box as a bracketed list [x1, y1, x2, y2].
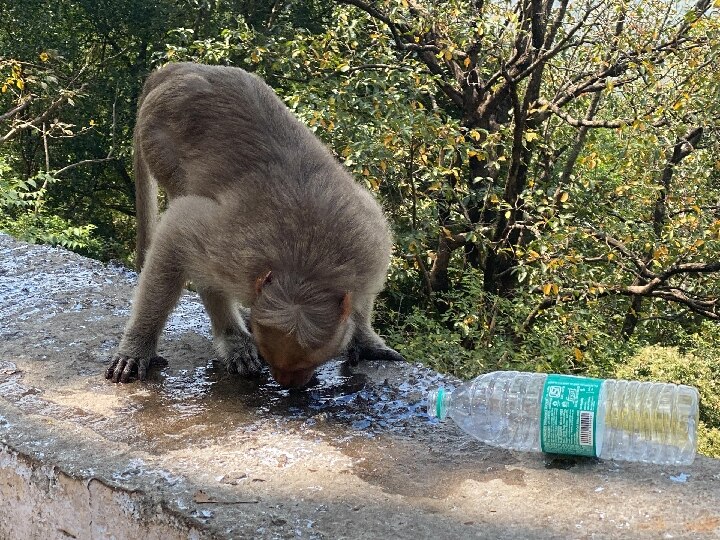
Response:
[540, 374, 603, 457]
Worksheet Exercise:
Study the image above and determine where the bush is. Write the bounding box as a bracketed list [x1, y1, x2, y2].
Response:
[611, 344, 720, 458]
[0, 159, 103, 258]
[380, 264, 642, 378]
[0, 211, 102, 257]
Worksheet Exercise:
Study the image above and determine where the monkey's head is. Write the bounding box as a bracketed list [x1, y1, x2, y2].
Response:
[250, 271, 354, 388]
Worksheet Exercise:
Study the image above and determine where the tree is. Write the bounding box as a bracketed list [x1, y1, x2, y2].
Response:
[1, 0, 718, 370]
[329, 0, 719, 339]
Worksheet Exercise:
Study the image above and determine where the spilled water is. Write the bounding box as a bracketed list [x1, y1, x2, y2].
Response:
[124, 356, 453, 453]
[0, 233, 456, 458]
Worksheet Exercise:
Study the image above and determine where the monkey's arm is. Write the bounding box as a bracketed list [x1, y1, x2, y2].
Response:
[197, 289, 263, 376]
[347, 325, 405, 365]
[346, 298, 405, 366]
[106, 205, 193, 383]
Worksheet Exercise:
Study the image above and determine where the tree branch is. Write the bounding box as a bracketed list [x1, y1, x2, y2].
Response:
[536, 98, 627, 128]
[0, 83, 88, 144]
[0, 96, 34, 123]
[53, 156, 116, 177]
[585, 228, 655, 280]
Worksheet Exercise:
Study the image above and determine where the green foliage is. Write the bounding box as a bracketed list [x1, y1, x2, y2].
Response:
[385, 305, 481, 375]
[612, 340, 720, 458]
[0, 155, 102, 256]
[0, 211, 100, 254]
[381, 265, 641, 378]
[698, 424, 720, 459]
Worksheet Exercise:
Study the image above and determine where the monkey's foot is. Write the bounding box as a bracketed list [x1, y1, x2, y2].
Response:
[346, 343, 406, 367]
[105, 354, 168, 383]
[215, 332, 264, 376]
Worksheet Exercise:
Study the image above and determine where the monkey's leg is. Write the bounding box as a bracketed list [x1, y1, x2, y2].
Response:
[347, 298, 405, 366]
[106, 222, 186, 383]
[197, 289, 263, 376]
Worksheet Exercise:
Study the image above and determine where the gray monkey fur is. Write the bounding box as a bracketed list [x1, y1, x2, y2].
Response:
[106, 62, 404, 388]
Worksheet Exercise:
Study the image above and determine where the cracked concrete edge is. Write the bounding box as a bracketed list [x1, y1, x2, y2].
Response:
[0, 399, 213, 540]
[0, 445, 210, 540]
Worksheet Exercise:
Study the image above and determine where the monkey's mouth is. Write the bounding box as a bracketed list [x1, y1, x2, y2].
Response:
[269, 367, 317, 389]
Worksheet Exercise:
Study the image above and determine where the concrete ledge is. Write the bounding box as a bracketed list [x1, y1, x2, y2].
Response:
[1, 232, 720, 539]
[0, 445, 203, 539]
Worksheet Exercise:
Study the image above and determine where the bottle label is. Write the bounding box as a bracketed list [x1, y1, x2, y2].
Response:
[540, 374, 603, 457]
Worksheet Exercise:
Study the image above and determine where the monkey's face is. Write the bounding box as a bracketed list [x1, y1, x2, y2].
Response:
[252, 321, 351, 388]
[250, 271, 355, 388]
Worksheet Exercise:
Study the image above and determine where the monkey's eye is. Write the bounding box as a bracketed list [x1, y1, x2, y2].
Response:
[263, 271, 273, 286]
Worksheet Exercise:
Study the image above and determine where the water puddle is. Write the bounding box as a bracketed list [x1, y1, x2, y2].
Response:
[120, 358, 452, 453]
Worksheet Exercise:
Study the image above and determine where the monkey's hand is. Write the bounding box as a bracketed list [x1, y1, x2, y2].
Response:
[214, 329, 264, 376]
[105, 354, 168, 383]
[347, 340, 406, 366]
[346, 325, 406, 366]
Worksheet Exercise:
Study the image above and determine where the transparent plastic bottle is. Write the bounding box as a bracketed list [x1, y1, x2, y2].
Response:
[427, 371, 699, 465]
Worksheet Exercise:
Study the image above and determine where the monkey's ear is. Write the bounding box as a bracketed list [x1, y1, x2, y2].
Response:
[255, 270, 273, 295]
[340, 292, 352, 322]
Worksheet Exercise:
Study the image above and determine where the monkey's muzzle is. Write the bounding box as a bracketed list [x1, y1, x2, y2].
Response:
[270, 366, 316, 389]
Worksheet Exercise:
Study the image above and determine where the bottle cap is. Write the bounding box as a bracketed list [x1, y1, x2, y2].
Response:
[427, 387, 449, 420]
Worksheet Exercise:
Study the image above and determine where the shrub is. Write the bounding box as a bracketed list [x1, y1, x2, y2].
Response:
[612, 344, 720, 458]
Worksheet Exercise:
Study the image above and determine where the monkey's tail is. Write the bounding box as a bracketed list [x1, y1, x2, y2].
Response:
[134, 143, 158, 271]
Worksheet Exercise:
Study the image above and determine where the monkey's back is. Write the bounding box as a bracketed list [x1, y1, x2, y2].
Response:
[135, 63, 392, 299]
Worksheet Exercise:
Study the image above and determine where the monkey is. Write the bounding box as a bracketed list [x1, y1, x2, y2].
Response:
[105, 62, 404, 389]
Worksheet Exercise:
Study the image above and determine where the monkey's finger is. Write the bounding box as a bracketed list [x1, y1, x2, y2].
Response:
[346, 345, 360, 367]
[110, 356, 130, 383]
[120, 358, 137, 383]
[361, 347, 406, 363]
[105, 356, 121, 379]
[137, 361, 147, 381]
[226, 356, 240, 374]
[249, 350, 264, 373]
[112, 365, 124, 382]
[239, 356, 259, 376]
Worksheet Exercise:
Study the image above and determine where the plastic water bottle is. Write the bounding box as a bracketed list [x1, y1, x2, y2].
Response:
[427, 371, 699, 465]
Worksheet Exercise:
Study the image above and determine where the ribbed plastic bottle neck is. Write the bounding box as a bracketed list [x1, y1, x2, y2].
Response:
[427, 387, 452, 420]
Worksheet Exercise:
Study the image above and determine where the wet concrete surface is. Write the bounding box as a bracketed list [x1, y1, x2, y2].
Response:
[1, 232, 720, 539]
